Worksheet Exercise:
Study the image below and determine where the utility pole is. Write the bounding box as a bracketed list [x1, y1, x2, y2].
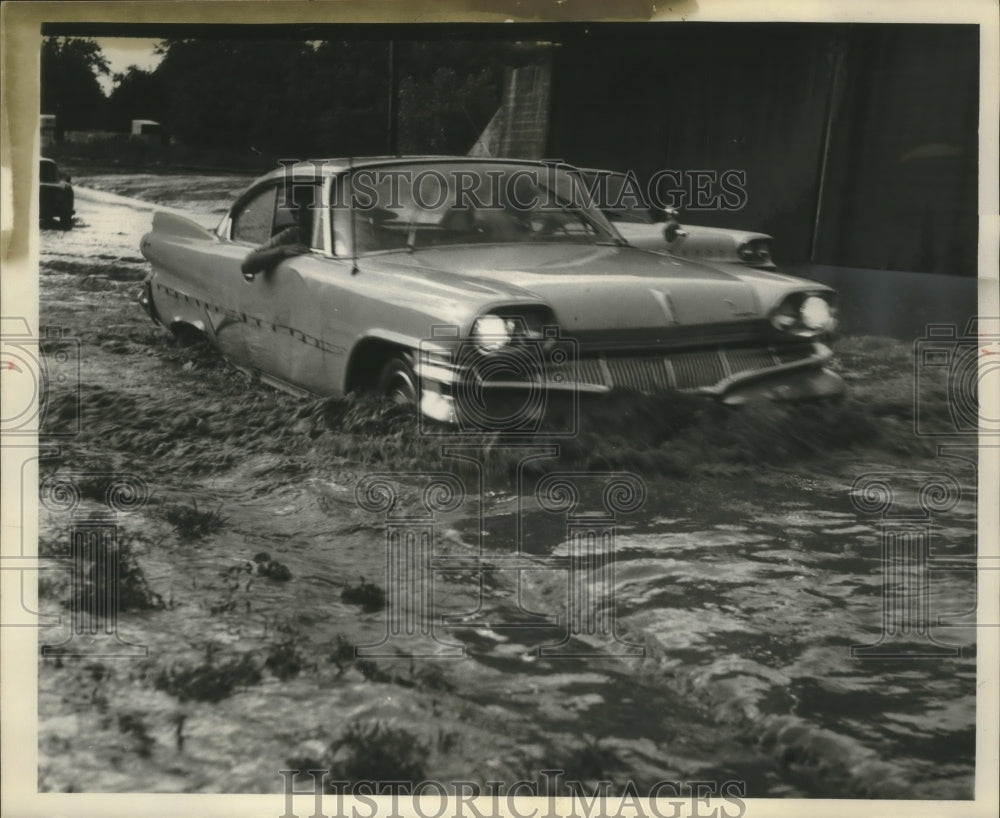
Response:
[386, 40, 399, 155]
[810, 33, 846, 264]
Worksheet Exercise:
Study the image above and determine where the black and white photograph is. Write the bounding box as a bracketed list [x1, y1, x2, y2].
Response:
[1, 1, 997, 816]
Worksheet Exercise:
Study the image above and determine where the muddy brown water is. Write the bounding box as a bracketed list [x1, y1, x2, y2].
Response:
[33, 177, 976, 797]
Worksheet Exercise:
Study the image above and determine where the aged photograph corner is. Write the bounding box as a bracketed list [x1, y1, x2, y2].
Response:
[7, 7, 994, 808]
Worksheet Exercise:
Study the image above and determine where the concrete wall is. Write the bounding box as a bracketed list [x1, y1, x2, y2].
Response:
[784, 264, 978, 340]
[547, 23, 978, 278]
[473, 60, 553, 159]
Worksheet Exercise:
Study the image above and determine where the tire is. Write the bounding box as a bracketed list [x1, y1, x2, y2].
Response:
[59, 209, 73, 230]
[169, 322, 207, 347]
[377, 354, 418, 406]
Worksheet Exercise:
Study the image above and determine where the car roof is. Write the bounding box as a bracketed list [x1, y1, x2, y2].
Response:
[577, 167, 629, 177]
[258, 155, 580, 182]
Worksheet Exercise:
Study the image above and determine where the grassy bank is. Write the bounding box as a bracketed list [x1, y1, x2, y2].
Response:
[46, 137, 278, 176]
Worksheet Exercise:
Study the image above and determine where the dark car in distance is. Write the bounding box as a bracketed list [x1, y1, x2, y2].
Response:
[39, 158, 74, 230]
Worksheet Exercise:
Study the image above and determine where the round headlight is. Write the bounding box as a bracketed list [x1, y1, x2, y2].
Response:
[472, 315, 512, 351]
[738, 239, 773, 266]
[800, 296, 832, 331]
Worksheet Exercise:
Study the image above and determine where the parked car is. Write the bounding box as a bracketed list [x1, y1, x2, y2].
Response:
[578, 168, 776, 271]
[139, 157, 842, 428]
[39, 157, 74, 230]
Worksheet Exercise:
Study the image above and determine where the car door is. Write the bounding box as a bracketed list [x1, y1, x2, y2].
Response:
[236, 177, 354, 396]
[228, 181, 285, 379]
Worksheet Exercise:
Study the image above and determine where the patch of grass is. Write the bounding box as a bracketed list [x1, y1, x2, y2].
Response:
[330, 634, 356, 671]
[329, 644, 453, 691]
[264, 640, 304, 681]
[531, 736, 622, 793]
[76, 474, 118, 503]
[70, 536, 164, 614]
[163, 500, 227, 540]
[353, 659, 392, 683]
[155, 652, 261, 703]
[253, 551, 292, 581]
[563, 737, 621, 783]
[117, 712, 155, 758]
[409, 663, 454, 693]
[341, 577, 386, 613]
[117, 542, 166, 612]
[323, 720, 430, 783]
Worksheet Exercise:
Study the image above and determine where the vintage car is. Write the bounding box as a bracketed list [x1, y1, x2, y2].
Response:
[578, 168, 776, 271]
[39, 157, 74, 230]
[139, 157, 842, 428]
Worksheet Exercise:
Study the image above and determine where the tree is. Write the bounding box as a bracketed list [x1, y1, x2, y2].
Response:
[153, 38, 317, 155]
[396, 41, 510, 154]
[40, 37, 110, 136]
[147, 37, 513, 159]
[107, 66, 167, 134]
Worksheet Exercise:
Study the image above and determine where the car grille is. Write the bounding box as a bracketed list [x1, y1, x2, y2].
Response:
[574, 343, 816, 393]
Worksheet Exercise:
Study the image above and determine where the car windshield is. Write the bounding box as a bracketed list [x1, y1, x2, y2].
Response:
[348, 162, 620, 253]
[39, 161, 59, 183]
[580, 172, 657, 225]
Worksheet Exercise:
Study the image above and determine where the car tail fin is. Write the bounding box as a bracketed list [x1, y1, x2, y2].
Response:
[151, 211, 216, 242]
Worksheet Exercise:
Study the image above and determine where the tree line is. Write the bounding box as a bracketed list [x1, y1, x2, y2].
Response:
[42, 36, 522, 158]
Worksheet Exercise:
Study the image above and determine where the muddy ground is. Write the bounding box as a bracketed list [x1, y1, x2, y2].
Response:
[34, 172, 977, 797]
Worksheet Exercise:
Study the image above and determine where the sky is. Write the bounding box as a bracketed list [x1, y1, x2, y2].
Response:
[93, 37, 163, 94]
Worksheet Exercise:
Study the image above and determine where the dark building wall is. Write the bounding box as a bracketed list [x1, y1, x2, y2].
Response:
[814, 25, 979, 277]
[547, 23, 978, 277]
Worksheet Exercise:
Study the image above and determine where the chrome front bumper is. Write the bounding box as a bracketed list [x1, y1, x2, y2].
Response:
[417, 341, 844, 423]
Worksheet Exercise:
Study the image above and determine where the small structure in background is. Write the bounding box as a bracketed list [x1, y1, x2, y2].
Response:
[40, 114, 56, 148]
[131, 119, 163, 140]
[469, 53, 553, 159]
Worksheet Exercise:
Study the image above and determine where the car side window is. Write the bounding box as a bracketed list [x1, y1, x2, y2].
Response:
[231, 185, 278, 244]
[273, 183, 320, 246]
[331, 201, 349, 256]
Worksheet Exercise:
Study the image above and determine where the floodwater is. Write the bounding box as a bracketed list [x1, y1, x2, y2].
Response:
[32, 173, 977, 797]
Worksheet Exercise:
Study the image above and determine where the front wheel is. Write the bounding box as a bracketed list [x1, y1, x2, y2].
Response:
[377, 354, 418, 406]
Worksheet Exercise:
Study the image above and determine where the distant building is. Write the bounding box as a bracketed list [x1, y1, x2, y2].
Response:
[131, 119, 162, 139]
[40, 114, 56, 148]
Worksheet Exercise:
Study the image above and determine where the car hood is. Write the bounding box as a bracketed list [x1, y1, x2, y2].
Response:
[375, 243, 768, 331]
